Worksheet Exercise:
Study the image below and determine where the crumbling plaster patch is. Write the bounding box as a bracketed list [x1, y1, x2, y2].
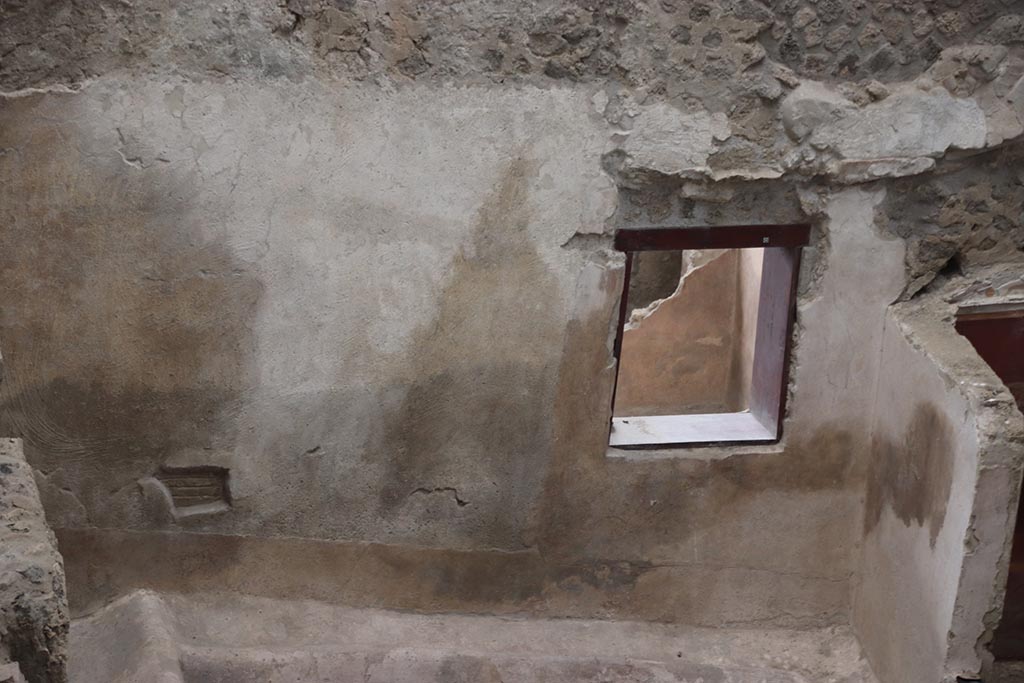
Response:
[595, 30, 1024, 188]
[605, 52, 1024, 189]
[776, 45, 1024, 183]
[619, 103, 731, 177]
[6, 1, 1024, 184]
[810, 87, 986, 166]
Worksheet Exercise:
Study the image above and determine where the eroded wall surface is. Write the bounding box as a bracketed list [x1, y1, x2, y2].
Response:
[0, 438, 68, 683]
[1, 0, 1023, 641]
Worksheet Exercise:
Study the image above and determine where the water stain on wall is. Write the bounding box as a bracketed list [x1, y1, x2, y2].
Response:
[528, 255, 864, 626]
[864, 403, 955, 547]
[535, 263, 859, 606]
[374, 155, 563, 550]
[0, 100, 262, 525]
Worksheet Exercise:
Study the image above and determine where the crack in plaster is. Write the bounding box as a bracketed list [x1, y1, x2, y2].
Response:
[409, 487, 470, 507]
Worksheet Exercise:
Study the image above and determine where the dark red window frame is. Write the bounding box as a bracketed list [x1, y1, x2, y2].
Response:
[611, 224, 811, 448]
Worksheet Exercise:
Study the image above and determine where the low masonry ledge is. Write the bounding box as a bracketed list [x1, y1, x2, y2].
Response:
[0, 438, 68, 683]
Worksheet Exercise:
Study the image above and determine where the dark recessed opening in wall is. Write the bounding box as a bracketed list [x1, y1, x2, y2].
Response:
[956, 304, 1024, 662]
[609, 225, 810, 448]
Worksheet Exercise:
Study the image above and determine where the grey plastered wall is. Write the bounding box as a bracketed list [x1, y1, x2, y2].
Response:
[0, 79, 614, 552]
[852, 285, 1024, 683]
[0, 80, 901, 624]
[2, 0, 1024, 630]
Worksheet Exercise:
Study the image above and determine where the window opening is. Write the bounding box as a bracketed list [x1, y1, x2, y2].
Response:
[609, 225, 809, 448]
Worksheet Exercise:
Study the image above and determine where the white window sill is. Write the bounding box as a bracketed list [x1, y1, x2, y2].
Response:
[609, 411, 776, 448]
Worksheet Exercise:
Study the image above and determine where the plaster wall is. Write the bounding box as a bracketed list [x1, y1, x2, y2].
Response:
[1, 75, 905, 627]
[853, 315, 979, 683]
[852, 284, 1024, 683]
[0, 77, 613, 551]
[3, 0, 1024, 643]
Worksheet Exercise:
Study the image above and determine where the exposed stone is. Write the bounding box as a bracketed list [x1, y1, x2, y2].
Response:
[865, 80, 891, 100]
[620, 103, 731, 177]
[793, 7, 817, 29]
[528, 31, 568, 56]
[669, 24, 692, 44]
[809, 86, 987, 163]
[0, 440, 68, 683]
[858, 23, 885, 49]
[983, 14, 1024, 45]
[803, 19, 824, 48]
[881, 12, 907, 45]
[824, 25, 853, 53]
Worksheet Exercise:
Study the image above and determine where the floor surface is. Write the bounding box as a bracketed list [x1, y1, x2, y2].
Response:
[69, 590, 879, 682]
